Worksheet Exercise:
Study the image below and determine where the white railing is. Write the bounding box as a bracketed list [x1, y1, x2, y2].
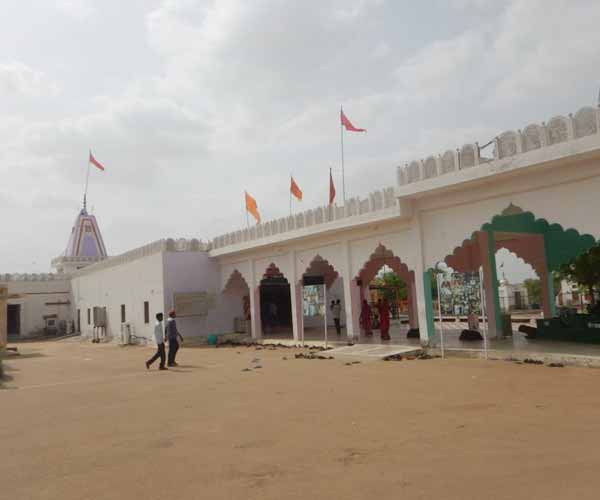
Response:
[397, 105, 600, 186]
[0, 273, 70, 282]
[211, 187, 397, 250]
[72, 238, 209, 277]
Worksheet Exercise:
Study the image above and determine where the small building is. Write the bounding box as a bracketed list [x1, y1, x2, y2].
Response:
[498, 275, 530, 312]
[0, 207, 108, 339]
[70, 238, 240, 342]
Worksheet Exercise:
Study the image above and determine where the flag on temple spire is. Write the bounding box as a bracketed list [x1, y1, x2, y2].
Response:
[290, 176, 303, 201]
[245, 191, 261, 224]
[340, 108, 366, 133]
[89, 150, 106, 171]
[329, 169, 336, 205]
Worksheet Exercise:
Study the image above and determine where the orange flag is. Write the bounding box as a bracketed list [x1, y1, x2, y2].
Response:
[89, 150, 106, 171]
[329, 169, 336, 205]
[245, 191, 261, 224]
[290, 176, 302, 201]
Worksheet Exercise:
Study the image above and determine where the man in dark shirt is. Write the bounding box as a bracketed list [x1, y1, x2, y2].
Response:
[165, 310, 183, 367]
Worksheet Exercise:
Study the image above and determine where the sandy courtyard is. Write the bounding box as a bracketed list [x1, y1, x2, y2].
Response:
[2, 340, 600, 500]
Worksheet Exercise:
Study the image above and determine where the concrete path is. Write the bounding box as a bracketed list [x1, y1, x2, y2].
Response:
[323, 343, 422, 360]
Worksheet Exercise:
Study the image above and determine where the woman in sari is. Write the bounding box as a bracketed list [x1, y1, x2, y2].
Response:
[378, 299, 391, 341]
[360, 299, 373, 337]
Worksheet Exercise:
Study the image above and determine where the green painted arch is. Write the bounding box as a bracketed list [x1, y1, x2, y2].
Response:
[432, 210, 598, 273]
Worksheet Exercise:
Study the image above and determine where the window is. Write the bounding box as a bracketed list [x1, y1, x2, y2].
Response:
[121, 304, 126, 323]
[87, 308, 91, 325]
[144, 301, 150, 324]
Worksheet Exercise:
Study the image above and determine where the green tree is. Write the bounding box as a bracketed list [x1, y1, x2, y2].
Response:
[524, 278, 541, 305]
[557, 243, 600, 305]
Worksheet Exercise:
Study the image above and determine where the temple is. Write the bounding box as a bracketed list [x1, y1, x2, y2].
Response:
[2, 103, 600, 351]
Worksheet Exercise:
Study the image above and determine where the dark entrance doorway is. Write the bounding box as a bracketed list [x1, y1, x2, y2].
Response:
[260, 264, 292, 336]
[7, 304, 21, 336]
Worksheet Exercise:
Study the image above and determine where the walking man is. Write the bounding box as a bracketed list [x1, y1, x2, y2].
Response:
[332, 299, 342, 335]
[166, 310, 184, 367]
[146, 313, 167, 370]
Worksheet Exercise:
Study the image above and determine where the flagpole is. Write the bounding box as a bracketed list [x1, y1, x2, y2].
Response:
[340, 107, 346, 205]
[83, 150, 91, 210]
[244, 191, 249, 229]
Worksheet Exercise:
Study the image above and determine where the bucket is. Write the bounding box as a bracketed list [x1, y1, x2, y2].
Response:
[207, 334, 218, 346]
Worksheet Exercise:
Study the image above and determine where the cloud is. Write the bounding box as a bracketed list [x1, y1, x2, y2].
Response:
[0, 62, 60, 98]
[54, 0, 94, 19]
[2, 0, 600, 272]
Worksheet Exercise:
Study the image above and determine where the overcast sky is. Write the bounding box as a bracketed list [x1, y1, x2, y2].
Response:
[1, 0, 599, 281]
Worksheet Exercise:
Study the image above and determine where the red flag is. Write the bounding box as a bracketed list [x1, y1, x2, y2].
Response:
[89, 150, 105, 171]
[329, 169, 336, 205]
[340, 109, 366, 132]
[245, 191, 261, 224]
[290, 176, 302, 201]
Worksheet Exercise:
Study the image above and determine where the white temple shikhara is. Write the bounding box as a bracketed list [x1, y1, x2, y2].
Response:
[2, 103, 600, 350]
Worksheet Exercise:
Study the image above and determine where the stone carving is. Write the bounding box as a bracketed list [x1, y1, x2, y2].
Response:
[547, 116, 568, 145]
[441, 150, 455, 174]
[497, 131, 519, 159]
[522, 124, 542, 152]
[423, 156, 437, 179]
[574, 106, 597, 138]
[460, 144, 476, 168]
[407, 161, 420, 182]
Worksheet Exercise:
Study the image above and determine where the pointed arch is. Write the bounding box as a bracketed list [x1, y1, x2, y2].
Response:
[303, 255, 339, 288]
[356, 244, 413, 284]
[223, 269, 250, 295]
[435, 205, 597, 272]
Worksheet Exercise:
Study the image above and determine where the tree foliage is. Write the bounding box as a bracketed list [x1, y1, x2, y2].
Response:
[556, 243, 600, 304]
[524, 278, 541, 305]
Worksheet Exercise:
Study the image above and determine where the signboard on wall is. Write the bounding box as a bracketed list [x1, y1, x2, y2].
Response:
[174, 292, 216, 317]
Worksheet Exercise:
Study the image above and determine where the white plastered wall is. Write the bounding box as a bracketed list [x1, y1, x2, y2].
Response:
[2, 279, 72, 337]
[419, 161, 600, 269]
[71, 252, 165, 340]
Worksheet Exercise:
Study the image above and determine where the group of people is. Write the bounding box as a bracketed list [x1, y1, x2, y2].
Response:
[360, 298, 391, 341]
[146, 310, 184, 370]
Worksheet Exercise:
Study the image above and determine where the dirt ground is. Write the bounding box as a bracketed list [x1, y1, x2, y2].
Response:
[2, 340, 600, 500]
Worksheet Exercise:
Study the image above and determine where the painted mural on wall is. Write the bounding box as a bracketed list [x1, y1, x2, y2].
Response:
[438, 272, 482, 316]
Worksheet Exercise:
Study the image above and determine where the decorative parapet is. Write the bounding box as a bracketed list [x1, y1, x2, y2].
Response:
[397, 105, 600, 186]
[71, 238, 209, 277]
[0, 273, 70, 282]
[51, 255, 107, 268]
[211, 187, 397, 250]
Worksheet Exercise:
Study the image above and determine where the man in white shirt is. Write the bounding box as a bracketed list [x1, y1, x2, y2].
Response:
[332, 299, 342, 335]
[146, 313, 167, 370]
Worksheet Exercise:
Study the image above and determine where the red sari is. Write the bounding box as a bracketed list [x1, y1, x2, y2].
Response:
[360, 301, 373, 336]
[378, 300, 391, 340]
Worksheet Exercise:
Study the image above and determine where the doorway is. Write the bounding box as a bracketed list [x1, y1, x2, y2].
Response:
[7, 304, 21, 336]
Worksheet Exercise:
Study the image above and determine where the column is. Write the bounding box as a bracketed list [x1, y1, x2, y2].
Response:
[341, 240, 360, 341]
[542, 235, 557, 318]
[413, 211, 434, 345]
[248, 260, 262, 340]
[289, 251, 303, 342]
[408, 273, 419, 329]
[477, 231, 502, 337]
[0, 286, 7, 350]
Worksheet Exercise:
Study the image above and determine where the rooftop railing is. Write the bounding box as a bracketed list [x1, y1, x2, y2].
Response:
[397, 105, 600, 186]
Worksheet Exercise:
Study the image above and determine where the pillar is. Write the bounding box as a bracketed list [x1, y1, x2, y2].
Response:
[341, 241, 360, 341]
[288, 251, 302, 341]
[413, 211, 434, 345]
[0, 287, 7, 351]
[248, 261, 262, 340]
[477, 231, 502, 337]
[408, 273, 419, 329]
[542, 235, 557, 318]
